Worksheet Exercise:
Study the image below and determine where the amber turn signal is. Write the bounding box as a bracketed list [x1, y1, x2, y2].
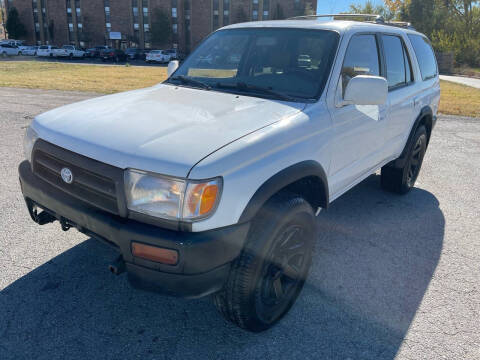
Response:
[131, 242, 178, 265]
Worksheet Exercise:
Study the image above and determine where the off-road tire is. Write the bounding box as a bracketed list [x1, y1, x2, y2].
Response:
[381, 125, 428, 194]
[213, 192, 316, 332]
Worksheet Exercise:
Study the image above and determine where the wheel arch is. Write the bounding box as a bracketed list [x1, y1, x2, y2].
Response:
[393, 106, 434, 168]
[238, 160, 329, 223]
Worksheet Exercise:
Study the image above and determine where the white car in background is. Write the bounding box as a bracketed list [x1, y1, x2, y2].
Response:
[0, 43, 20, 57]
[146, 49, 176, 63]
[19, 46, 38, 56]
[53, 45, 86, 59]
[36, 45, 59, 57]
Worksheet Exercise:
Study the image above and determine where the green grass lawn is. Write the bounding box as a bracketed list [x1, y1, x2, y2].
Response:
[1, 61, 479, 118]
[0, 61, 167, 94]
[439, 80, 480, 118]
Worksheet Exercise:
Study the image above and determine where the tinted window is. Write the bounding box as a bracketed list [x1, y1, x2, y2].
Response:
[408, 34, 438, 81]
[382, 35, 407, 88]
[342, 34, 380, 96]
[172, 28, 339, 100]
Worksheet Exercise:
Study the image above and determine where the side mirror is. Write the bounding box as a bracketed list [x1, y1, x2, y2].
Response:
[167, 60, 179, 78]
[344, 75, 388, 106]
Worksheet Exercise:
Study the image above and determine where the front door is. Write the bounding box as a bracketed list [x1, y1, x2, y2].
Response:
[328, 33, 388, 198]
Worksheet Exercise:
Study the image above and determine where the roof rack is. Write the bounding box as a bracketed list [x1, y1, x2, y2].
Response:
[288, 14, 415, 30]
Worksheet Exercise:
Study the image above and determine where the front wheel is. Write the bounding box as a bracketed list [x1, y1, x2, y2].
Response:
[213, 192, 316, 332]
[381, 125, 428, 194]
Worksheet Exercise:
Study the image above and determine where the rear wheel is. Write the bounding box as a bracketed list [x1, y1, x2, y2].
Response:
[381, 125, 428, 194]
[213, 192, 316, 332]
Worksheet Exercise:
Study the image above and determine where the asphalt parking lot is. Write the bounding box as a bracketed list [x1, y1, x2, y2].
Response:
[0, 87, 479, 360]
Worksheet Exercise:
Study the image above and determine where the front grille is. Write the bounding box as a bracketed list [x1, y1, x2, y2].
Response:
[32, 140, 126, 216]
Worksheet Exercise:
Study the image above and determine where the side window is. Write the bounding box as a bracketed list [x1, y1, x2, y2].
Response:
[408, 34, 438, 81]
[341, 34, 380, 96]
[382, 35, 407, 89]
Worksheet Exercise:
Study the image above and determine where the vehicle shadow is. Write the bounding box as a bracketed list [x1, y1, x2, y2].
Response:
[0, 175, 444, 360]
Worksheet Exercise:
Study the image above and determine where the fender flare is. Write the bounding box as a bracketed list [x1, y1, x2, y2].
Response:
[238, 160, 329, 223]
[393, 106, 434, 168]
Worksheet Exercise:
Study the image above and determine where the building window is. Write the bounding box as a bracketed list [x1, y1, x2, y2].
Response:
[223, 0, 230, 25]
[172, 23, 178, 34]
[213, 0, 219, 29]
[104, 0, 111, 34]
[263, 0, 270, 19]
[172, 7, 177, 18]
[252, 0, 259, 20]
[184, 0, 191, 51]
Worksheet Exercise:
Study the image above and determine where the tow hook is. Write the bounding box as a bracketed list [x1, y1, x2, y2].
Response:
[109, 255, 126, 275]
[26, 199, 55, 225]
[59, 217, 72, 231]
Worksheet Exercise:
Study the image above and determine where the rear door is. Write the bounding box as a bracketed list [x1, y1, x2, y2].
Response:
[379, 33, 416, 155]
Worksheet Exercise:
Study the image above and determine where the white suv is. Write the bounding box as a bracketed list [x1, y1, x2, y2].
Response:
[53, 45, 86, 59]
[19, 16, 440, 332]
[36, 45, 59, 57]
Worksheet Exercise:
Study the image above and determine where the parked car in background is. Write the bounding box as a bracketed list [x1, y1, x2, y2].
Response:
[146, 49, 176, 63]
[100, 48, 127, 62]
[89, 46, 111, 58]
[37, 45, 59, 57]
[20, 46, 38, 56]
[0, 43, 20, 57]
[84, 48, 95, 58]
[0, 39, 25, 47]
[53, 45, 86, 59]
[125, 48, 146, 60]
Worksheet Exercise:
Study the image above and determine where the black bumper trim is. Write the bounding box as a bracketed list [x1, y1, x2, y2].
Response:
[19, 161, 249, 297]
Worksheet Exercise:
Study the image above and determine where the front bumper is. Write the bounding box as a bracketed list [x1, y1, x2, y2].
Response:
[19, 161, 249, 298]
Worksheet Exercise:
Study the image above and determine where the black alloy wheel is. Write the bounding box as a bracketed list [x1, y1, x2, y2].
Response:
[213, 192, 316, 332]
[406, 134, 426, 188]
[255, 223, 311, 324]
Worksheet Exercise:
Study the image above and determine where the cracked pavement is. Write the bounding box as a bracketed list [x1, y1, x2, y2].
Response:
[0, 87, 479, 359]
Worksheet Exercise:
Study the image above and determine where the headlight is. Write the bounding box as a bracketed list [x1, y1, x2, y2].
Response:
[124, 169, 222, 221]
[23, 126, 38, 163]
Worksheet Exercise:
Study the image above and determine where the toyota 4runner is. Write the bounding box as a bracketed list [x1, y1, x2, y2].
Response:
[19, 15, 440, 332]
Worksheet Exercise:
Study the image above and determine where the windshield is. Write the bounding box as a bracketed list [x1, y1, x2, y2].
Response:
[166, 28, 339, 101]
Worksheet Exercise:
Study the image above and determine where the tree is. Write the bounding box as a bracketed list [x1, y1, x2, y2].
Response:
[0, 6, 5, 39]
[150, 8, 171, 47]
[48, 20, 55, 42]
[234, 5, 248, 23]
[5, 7, 26, 39]
[349, 1, 394, 20]
[304, 2, 315, 16]
[273, 4, 285, 20]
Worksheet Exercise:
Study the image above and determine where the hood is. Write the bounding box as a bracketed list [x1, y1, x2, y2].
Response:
[32, 84, 305, 178]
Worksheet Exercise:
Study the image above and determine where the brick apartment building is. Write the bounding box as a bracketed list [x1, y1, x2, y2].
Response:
[3, 0, 317, 53]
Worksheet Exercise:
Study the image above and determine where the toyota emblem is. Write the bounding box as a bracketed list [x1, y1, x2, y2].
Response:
[60, 167, 74, 184]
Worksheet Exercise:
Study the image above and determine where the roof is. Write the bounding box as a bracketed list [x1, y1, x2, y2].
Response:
[222, 19, 422, 36]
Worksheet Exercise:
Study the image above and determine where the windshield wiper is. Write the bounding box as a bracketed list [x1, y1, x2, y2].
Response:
[170, 75, 211, 90]
[215, 81, 295, 101]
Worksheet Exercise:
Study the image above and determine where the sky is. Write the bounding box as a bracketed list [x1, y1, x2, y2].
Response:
[317, 0, 384, 14]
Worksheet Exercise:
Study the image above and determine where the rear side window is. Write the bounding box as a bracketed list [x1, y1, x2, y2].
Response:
[381, 35, 414, 89]
[408, 34, 438, 81]
[341, 34, 380, 96]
